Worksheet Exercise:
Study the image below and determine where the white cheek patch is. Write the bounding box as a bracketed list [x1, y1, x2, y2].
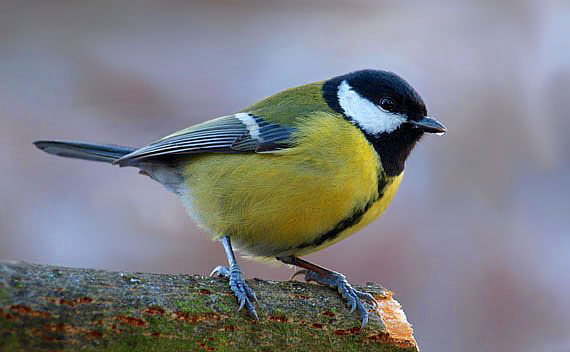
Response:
[337, 80, 405, 135]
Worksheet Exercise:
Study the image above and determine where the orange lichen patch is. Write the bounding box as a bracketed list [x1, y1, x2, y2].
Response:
[31, 324, 69, 342]
[310, 322, 324, 329]
[116, 315, 147, 327]
[0, 307, 11, 320]
[10, 304, 31, 314]
[171, 311, 191, 321]
[365, 332, 392, 343]
[75, 297, 93, 305]
[10, 304, 51, 318]
[48, 296, 94, 307]
[372, 291, 417, 349]
[30, 327, 43, 337]
[33, 310, 51, 318]
[197, 312, 222, 322]
[198, 288, 212, 295]
[334, 327, 360, 336]
[268, 315, 289, 323]
[86, 330, 103, 339]
[56, 298, 76, 307]
[172, 311, 221, 323]
[143, 306, 165, 316]
[290, 293, 310, 300]
[197, 342, 215, 351]
[44, 322, 66, 333]
[322, 310, 336, 317]
[43, 322, 85, 335]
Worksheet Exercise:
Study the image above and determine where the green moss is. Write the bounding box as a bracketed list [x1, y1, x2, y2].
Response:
[0, 286, 11, 305]
[175, 290, 243, 316]
[272, 307, 285, 316]
[82, 333, 194, 352]
[145, 315, 176, 335]
[175, 294, 210, 313]
[0, 315, 26, 352]
[0, 331, 23, 352]
[16, 315, 413, 352]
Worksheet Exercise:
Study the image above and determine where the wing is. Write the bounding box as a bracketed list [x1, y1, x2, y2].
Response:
[115, 113, 295, 166]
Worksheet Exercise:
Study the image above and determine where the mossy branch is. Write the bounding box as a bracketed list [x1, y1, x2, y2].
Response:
[0, 261, 418, 351]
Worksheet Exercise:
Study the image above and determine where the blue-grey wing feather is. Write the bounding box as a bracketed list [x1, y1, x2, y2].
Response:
[115, 114, 295, 165]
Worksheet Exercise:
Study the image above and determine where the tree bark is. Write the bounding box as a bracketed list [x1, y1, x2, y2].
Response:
[0, 261, 418, 351]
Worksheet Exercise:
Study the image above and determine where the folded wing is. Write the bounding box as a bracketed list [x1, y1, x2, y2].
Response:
[115, 113, 295, 166]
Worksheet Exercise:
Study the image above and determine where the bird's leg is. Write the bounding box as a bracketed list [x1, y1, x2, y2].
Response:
[276, 255, 380, 329]
[210, 236, 258, 319]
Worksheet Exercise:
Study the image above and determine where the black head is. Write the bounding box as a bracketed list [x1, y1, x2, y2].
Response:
[323, 69, 446, 176]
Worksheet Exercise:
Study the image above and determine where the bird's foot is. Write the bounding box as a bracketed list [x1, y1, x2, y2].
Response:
[292, 269, 378, 329]
[211, 265, 258, 320]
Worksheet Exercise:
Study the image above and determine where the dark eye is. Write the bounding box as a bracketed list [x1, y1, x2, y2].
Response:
[379, 97, 395, 112]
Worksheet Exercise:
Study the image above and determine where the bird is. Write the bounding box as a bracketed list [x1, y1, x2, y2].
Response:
[34, 69, 446, 329]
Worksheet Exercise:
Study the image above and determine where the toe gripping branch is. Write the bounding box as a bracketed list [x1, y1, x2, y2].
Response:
[210, 236, 258, 319]
[277, 255, 379, 330]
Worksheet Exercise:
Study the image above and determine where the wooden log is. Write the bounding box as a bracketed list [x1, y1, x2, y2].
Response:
[0, 261, 418, 351]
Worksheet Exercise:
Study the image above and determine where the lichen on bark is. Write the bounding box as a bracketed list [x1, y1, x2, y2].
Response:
[0, 261, 418, 351]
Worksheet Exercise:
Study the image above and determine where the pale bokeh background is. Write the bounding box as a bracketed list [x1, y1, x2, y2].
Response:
[1, 1, 570, 351]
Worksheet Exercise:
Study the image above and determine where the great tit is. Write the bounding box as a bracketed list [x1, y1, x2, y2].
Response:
[34, 69, 446, 329]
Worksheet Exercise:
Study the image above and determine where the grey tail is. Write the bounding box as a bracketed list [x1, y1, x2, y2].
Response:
[33, 140, 137, 164]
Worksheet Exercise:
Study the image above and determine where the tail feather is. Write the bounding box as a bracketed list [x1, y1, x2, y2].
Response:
[33, 140, 137, 164]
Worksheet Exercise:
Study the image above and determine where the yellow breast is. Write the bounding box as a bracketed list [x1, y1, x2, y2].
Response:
[180, 112, 403, 258]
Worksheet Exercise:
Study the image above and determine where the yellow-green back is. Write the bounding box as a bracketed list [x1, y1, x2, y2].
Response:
[241, 82, 336, 125]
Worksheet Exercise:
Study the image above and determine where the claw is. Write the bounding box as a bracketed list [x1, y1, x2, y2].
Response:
[295, 269, 378, 330]
[360, 313, 369, 331]
[210, 265, 228, 277]
[245, 285, 258, 302]
[370, 299, 379, 310]
[238, 298, 246, 311]
[211, 263, 258, 320]
[355, 290, 379, 310]
[210, 265, 234, 278]
[248, 303, 259, 320]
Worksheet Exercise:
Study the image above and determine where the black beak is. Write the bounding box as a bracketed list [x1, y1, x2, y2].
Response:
[406, 116, 447, 134]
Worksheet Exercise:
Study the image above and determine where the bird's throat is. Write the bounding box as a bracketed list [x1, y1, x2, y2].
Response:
[367, 129, 423, 177]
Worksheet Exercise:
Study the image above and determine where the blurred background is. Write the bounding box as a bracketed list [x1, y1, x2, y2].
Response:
[1, 0, 569, 351]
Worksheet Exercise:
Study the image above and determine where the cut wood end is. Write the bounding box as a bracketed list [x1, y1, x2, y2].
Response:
[372, 290, 417, 349]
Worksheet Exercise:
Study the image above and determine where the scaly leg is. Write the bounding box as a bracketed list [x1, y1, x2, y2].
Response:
[277, 255, 379, 329]
[210, 236, 258, 319]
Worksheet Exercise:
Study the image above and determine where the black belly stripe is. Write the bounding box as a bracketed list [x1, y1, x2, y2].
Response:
[295, 177, 387, 250]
